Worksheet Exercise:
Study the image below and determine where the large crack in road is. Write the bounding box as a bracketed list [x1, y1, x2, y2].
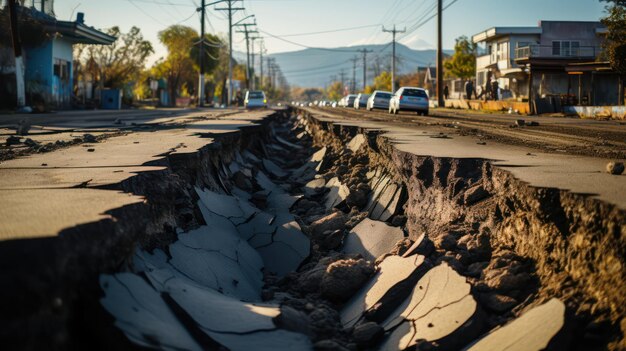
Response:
[98, 107, 624, 350]
[1, 107, 623, 350]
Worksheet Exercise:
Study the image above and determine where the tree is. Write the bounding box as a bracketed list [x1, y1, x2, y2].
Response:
[369, 71, 392, 92]
[443, 35, 477, 80]
[600, 0, 626, 73]
[326, 81, 343, 101]
[74, 26, 153, 90]
[154, 25, 198, 103]
[189, 33, 223, 74]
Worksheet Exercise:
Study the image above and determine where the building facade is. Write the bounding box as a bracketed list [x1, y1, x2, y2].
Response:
[1, 4, 115, 109]
[472, 21, 621, 113]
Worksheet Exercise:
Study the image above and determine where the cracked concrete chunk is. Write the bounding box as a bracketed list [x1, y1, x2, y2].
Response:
[100, 273, 202, 351]
[238, 211, 276, 241]
[165, 276, 279, 333]
[196, 186, 243, 218]
[263, 159, 288, 178]
[381, 263, 477, 350]
[134, 248, 169, 273]
[169, 240, 262, 301]
[177, 225, 264, 290]
[310, 146, 327, 163]
[341, 255, 425, 328]
[208, 329, 313, 351]
[325, 177, 350, 209]
[347, 134, 367, 153]
[196, 187, 257, 224]
[465, 298, 566, 351]
[257, 241, 307, 276]
[370, 183, 400, 221]
[274, 213, 310, 258]
[304, 178, 326, 197]
[343, 218, 405, 261]
[275, 135, 303, 150]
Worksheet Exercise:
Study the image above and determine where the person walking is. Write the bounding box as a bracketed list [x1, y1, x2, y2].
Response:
[491, 80, 499, 101]
[443, 85, 449, 100]
[464, 80, 475, 100]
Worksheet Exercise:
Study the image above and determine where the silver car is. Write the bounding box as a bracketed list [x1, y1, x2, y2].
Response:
[353, 93, 370, 109]
[244, 90, 267, 108]
[388, 87, 429, 115]
[366, 90, 393, 111]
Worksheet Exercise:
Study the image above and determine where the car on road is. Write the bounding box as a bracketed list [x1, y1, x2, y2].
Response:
[339, 94, 357, 108]
[244, 90, 267, 109]
[353, 93, 370, 109]
[366, 90, 393, 111]
[388, 87, 429, 115]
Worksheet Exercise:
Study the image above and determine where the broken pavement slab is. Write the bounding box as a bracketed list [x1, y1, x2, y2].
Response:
[100, 273, 203, 351]
[381, 263, 480, 351]
[195, 181, 309, 277]
[341, 255, 427, 328]
[263, 158, 288, 178]
[324, 177, 350, 209]
[169, 227, 264, 301]
[342, 218, 405, 261]
[347, 134, 367, 153]
[0, 110, 273, 240]
[102, 272, 313, 351]
[464, 298, 567, 351]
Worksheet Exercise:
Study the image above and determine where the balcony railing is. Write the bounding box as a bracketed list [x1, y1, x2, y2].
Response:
[514, 45, 599, 60]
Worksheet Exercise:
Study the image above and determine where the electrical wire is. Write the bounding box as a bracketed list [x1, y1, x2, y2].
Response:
[259, 30, 359, 53]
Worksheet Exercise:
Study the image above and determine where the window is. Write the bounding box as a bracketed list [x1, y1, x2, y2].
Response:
[53, 59, 70, 80]
[402, 89, 428, 97]
[552, 41, 580, 56]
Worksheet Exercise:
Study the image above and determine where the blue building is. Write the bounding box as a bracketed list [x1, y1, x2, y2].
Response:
[15, 5, 115, 108]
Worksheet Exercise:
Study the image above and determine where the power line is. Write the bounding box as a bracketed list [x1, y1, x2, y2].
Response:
[127, 0, 169, 26]
[120, 0, 194, 7]
[271, 23, 383, 38]
[259, 29, 359, 53]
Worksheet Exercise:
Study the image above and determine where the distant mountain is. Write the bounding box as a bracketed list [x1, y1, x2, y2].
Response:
[267, 43, 452, 88]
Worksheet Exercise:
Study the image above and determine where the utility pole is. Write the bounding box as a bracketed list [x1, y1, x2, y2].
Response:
[436, 0, 444, 108]
[339, 69, 346, 90]
[235, 22, 257, 91]
[197, 0, 206, 106]
[383, 25, 405, 93]
[250, 36, 260, 90]
[259, 41, 265, 89]
[215, 0, 244, 106]
[350, 56, 358, 94]
[8, 0, 25, 108]
[357, 48, 373, 91]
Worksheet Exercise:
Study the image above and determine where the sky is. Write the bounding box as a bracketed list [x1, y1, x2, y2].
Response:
[53, 0, 607, 66]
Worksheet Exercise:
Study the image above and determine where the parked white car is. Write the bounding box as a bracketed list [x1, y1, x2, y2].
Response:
[388, 87, 429, 115]
[339, 95, 356, 107]
[244, 90, 267, 108]
[353, 93, 370, 109]
[366, 90, 393, 111]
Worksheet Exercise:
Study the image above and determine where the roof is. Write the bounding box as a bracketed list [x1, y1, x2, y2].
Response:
[418, 67, 437, 80]
[472, 26, 542, 43]
[43, 21, 116, 45]
[17, 5, 116, 45]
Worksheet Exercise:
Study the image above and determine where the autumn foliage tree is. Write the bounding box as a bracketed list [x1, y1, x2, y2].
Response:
[326, 81, 344, 101]
[443, 35, 477, 80]
[600, 0, 626, 73]
[74, 26, 153, 90]
[366, 71, 392, 93]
